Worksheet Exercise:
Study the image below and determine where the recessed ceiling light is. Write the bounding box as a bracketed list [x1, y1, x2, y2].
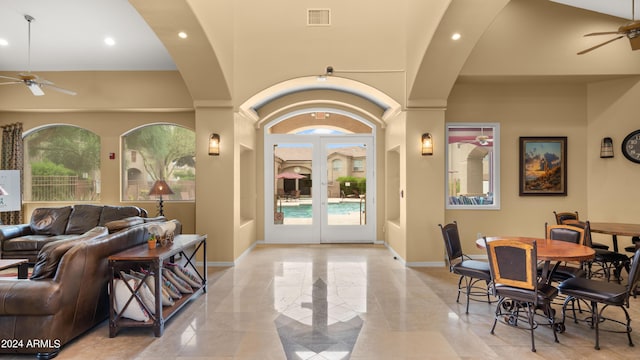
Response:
[0, 39, 8, 46]
[451, 33, 461, 41]
[104, 37, 116, 46]
[178, 32, 188, 39]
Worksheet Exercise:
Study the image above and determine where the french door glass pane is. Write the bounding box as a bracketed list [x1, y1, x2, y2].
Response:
[273, 143, 312, 225]
[326, 143, 367, 226]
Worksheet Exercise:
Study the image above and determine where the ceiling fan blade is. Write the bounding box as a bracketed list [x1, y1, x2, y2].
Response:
[0, 75, 22, 82]
[0, 81, 22, 86]
[577, 35, 624, 55]
[27, 82, 45, 96]
[41, 83, 77, 96]
[584, 31, 621, 36]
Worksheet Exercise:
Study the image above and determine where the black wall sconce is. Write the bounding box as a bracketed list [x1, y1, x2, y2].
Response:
[421, 133, 433, 156]
[209, 133, 220, 156]
[600, 137, 614, 158]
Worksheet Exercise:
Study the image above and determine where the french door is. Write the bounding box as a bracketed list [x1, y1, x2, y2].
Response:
[264, 135, 375, 243]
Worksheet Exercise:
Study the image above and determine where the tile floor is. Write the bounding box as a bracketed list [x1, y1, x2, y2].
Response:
[7, 244, 640, 359]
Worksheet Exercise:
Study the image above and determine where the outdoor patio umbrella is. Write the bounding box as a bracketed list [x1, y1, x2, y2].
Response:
[276, 172, 306, 179]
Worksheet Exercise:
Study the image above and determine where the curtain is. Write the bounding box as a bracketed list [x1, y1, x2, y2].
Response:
[1, 123, 23, 225]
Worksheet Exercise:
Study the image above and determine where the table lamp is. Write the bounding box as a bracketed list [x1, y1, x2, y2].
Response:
[148, 180, 173, 216]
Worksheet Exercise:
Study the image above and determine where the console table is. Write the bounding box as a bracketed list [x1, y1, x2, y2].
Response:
[108, 234, 207, 337]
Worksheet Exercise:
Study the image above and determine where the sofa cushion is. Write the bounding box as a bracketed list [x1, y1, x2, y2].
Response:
[30, 227, 108, 280]
[98, 206, 142, 226]
[65, 204, 104, 234]
[105, 216, 145, 233]
[30, 206, 73, 235]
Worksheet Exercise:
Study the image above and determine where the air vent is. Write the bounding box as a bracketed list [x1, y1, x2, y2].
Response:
[307, 9, 331, 26]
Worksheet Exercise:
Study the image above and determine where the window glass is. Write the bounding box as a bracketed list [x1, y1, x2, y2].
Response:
[24, 125, 101, 201]
[446, 123, 500, 210]
[122, 124, 195, 201]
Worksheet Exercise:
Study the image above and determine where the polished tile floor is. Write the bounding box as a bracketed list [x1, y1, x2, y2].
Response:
[9, 244, 640, 359]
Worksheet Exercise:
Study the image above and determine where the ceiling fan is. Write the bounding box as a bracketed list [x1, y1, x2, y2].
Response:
[0, 15, 76, 96]
[578, 0, 640, 55]
[460, 128, 493, 146]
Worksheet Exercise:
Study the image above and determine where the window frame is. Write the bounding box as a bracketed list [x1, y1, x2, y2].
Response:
[445, 122, 500, 210]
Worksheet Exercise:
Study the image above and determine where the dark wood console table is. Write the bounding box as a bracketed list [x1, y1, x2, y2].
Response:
[108, 234, 207, 337]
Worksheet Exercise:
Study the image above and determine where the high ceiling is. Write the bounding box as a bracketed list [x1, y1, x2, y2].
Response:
[0, 0, 634, 73]
[0, 0, 175, 71]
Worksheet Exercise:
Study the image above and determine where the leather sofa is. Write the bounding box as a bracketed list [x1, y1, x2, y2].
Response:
[0, 204, 152, 262]
[0, 216, 181, 358]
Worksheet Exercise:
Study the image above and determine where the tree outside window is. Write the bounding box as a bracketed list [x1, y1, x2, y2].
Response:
[122, 124, 195, 201]
[24, 125, 101, 201]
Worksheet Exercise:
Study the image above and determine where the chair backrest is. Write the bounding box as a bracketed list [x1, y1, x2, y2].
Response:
[553, 211, 579, 225]
[546, 223, 585, 245]
[563, 220, 594, 247]
[439, 221, 464, 264]
[484, 238, 537, 291]
[627, 249, 640, 297]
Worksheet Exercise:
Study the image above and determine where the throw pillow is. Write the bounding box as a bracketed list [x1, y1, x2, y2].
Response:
[30, 206, 73, 235]
[140, 268, 182, 300]
[166, 263, 201, 288]
[105, 216, 144, 233]
[162, 268, 193, 294]
[120, 271, 156, 315]
[113, 278, 150, 322]
[130, 270, 174, 307]
[99, 206, 142, 226]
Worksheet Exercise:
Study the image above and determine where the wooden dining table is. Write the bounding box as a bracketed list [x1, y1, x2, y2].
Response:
[586, 222, 640, 253]
[476, 236, 596, 283]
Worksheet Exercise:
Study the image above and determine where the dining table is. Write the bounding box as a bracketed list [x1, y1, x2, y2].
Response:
[585, 222, 640, 253]
[476, 236, 596, 284]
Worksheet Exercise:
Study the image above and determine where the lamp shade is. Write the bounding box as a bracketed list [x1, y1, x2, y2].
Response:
[148, 180, 174, 196]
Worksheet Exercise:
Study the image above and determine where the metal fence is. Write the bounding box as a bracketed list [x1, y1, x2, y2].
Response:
[31, 175, 97, 201]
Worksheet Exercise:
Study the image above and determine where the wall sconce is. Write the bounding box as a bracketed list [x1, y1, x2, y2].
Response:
[421, 133, 433, 156]
[600, 137, 614, 158]
[209, 133, 220, 156]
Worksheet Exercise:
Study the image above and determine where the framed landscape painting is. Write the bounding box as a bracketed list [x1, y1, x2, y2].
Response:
[519, 136, 567, 196]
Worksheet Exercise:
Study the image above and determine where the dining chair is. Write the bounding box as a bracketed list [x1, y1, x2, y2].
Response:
[565, 220, 630, 283]
[543, 224, 587, 282]
[559, 248, 640, 350]
[438, 221, 493, 314]
[484, 237, 559, 352]
[553, 211, 609, 250]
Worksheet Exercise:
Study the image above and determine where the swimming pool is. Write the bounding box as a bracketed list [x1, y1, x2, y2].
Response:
[280, 202, 364, 218]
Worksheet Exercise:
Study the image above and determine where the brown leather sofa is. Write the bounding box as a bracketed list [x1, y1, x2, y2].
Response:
[0, 204, 151, 262]
[0, 217, 182, 359]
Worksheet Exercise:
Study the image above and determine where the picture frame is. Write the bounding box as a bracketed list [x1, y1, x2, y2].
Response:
[519, 136, 567, 196]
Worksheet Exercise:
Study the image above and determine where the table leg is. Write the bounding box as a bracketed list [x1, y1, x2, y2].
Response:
[612, 235, 619, 253]
[17, 263, 28, 279]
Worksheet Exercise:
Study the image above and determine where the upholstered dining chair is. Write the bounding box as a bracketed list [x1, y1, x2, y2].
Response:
[484, 238, 559, 352]
[439, 222, 493, 314]
[543, 224, 587, 282]
[565, 220, 630, 283]
[553, 211, 609, 250]
[559, 249, 640, 350]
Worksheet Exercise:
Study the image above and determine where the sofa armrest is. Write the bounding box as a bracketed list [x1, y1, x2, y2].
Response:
[0, 224, 33, 242]
[0, 280, 62, 316]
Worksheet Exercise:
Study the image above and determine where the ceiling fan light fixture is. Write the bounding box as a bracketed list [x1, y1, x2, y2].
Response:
[26, 81, 44, 96]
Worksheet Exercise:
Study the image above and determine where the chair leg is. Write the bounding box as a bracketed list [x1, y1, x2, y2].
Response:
[591, 301, 600, 350]
[491, 298, 503, 335]
[456, 275, 464, 303]
[465, 278, 472, 314]
[527, 304, 536, 352]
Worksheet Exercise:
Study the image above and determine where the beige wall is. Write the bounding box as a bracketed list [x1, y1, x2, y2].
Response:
[445, 81, 589, 256]
[586, 77, 640, 248]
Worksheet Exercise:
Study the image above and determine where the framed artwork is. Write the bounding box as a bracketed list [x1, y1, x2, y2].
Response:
[519, 136, 567, 196]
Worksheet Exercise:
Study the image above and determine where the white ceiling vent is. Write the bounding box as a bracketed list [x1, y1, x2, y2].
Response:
[307, 9, 331, 26]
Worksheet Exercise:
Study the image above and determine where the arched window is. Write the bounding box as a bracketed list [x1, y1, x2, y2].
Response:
[122, 124, 195, 201]
[23, 125, 101, 201]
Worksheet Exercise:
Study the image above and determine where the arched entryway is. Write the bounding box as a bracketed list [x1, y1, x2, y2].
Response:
[239, 76, 401, 244]
[264, 109, 375, 243]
